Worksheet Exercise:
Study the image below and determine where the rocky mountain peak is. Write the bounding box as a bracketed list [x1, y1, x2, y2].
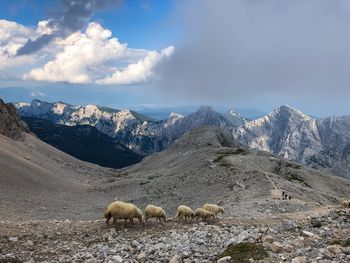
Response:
[196, 105, 213, 112]
[0, 98, 28, 140]
[224, 109, 246, 126]
[272, 104, 313, 121]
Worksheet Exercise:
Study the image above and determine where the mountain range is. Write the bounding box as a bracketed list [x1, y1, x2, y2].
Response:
[16, 100, 350, 179]
[16, 100, 245, 154]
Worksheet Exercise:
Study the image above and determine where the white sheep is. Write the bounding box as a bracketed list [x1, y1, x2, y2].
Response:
[175, 205, 195, 222]
[203, 203, 224, 216]
[104, 201, 144, 226]
[342, 199, 350, 208]
[194, 208, 215, 222]
[144, 205, 167, 223]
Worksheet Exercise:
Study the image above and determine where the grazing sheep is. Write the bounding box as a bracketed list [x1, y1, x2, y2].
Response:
[104, 201, 144, 226]
[175, 205, 195, 222]
[144, 205, 167, 223]
[194, 208, 215, 222]
[342, 199, 350, 208]
[203, 203, 224, 216]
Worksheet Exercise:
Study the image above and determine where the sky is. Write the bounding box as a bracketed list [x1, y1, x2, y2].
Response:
[1, 0, 350, 117]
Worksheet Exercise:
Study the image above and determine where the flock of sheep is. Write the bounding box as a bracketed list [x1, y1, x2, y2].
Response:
[104, 201, 224, 226]
[103, 199, 349, 226]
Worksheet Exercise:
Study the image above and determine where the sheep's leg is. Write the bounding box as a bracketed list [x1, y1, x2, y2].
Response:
[138, 217, 144, 225]
[176, 214, 181, 222]
[105, 214, 112, 226]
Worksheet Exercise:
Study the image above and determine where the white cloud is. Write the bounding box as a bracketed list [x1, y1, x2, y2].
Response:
[0, 20, 36, 72]
[36, 20, 55, 35]
[30, 91, 46, 97]
[20, 22, 173, 85]
[0, 19, 174, 85]
[98, 46, 174, 84]
[24, 22, 127, 84]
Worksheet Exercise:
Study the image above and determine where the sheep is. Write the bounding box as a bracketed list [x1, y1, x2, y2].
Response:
[175, 205, 195, 222]
[194, 208, 215, 222]
[342, 199, 350, 208]
[104, 201, 144, 226]
[203, 203, 224, 216]
[144, 205, 167, 224]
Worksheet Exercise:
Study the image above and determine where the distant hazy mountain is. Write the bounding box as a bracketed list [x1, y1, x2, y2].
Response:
[234, 105, 350, 179]
[23, 117, 143, 169]
[136, 105, 265, 120]
[16, 100, 245, 154]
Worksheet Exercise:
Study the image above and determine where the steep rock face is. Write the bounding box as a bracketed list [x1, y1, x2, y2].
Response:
[234, 105, 350, 179]
[234, 105, 322, 161]
[0, 99, 28, 140]
[307, 116, 350, 178]
[16, 100, 244, 154]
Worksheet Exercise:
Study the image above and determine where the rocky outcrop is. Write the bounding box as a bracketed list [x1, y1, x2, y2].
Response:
[0, 98, 28, 140]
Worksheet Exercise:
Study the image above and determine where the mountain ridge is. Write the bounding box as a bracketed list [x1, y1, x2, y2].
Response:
[15, 99, 350, 178]
[16, 100, 245, 154]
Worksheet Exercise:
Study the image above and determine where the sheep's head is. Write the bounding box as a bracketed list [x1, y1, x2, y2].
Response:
[219, 207, 225, 214]
[104, 211, 111, 219]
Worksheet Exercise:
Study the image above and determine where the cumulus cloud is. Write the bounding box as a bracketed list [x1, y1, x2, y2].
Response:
[98, 46, 174, 85]
[21, 22, 173, 84]
[16, 0, 122, 56]
[23, 22, 127, 83]
[0, 20, 36, 74]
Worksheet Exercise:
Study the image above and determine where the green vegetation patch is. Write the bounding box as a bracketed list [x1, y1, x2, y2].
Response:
[344, 238, 350, 247]
[287, 173, 311, 188]
[217, 242, 268, 263]
[285, 162, 302, 169]
[329, 238, 350, 247]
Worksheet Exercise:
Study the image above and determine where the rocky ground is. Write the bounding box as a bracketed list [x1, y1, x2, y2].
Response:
[0, 207, 349, 263]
